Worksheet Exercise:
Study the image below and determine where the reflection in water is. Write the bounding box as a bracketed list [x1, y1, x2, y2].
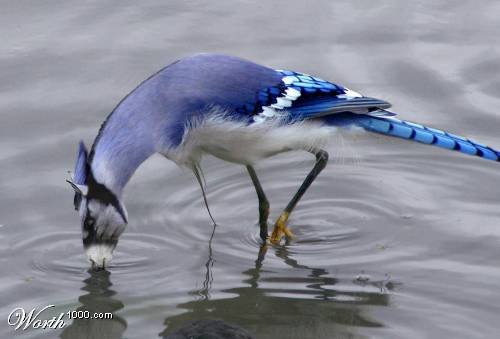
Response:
[60, 269, 126, 339]
[161, 233, 394, 338]
[195, 223, 217, 301]
[163, 319, 254, 339]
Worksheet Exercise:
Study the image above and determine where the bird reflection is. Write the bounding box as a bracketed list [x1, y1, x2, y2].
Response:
[60, 269, 126, 339]
[161, 227, 394, 338]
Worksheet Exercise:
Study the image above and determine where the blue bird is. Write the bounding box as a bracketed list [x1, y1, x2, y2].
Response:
[67, 53, 500, 269]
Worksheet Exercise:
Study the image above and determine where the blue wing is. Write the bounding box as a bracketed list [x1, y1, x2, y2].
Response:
[113, 54, 392, 145]
[238, 69, 392, 124]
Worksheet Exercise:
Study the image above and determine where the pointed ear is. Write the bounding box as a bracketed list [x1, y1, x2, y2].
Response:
[74, 140, 89, 185]
[66, 179, 89, 196]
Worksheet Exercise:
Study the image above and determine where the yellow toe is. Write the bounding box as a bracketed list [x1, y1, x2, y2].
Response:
[270, 212, 293, 245]
[283, 227, 294, 239]
[270, 229, 284, 245]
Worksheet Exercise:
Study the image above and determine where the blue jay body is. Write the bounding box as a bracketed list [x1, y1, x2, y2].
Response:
[68, 53, 500, 269]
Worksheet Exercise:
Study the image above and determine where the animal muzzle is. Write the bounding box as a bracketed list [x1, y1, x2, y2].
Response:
[84, 242, 117, 270]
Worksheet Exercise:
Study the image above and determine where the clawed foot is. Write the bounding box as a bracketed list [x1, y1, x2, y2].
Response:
[270, 212, 294, 245]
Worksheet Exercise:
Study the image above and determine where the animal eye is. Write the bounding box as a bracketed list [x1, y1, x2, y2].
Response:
[85, 216, 95, 227]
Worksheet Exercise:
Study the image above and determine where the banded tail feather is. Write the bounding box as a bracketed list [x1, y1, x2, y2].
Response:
[355, 115, 500, 162]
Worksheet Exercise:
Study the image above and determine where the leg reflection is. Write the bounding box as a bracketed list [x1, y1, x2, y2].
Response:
[161, 238, 391, 338]
[194, 223, 217, 301]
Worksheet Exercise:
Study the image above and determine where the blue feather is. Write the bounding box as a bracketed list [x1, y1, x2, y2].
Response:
[74, 140, 88, 185]
[288, 97, 392, 119]
[324, 114, 500, 162]
[242, 69, 391, 122]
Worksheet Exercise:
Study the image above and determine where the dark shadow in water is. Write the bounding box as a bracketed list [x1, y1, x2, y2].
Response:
[192, 222, 217, 301]
[161, 228, 393, 338]
[60, 269, 127, 339]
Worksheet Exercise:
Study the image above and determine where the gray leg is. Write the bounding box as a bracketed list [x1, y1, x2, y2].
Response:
[246, 165, 270, 242]
[270, 149, 329, 244]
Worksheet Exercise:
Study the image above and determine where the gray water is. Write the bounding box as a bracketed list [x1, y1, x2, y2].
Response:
[1, 1, 500, 338]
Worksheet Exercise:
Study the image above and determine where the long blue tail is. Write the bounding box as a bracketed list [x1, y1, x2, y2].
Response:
[329, 114, 500, 162]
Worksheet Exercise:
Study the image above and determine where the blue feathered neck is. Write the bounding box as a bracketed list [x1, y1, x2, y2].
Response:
[88, 86, 163, 196]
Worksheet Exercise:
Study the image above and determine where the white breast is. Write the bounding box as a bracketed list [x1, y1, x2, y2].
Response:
[163, 113, 335, 166]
